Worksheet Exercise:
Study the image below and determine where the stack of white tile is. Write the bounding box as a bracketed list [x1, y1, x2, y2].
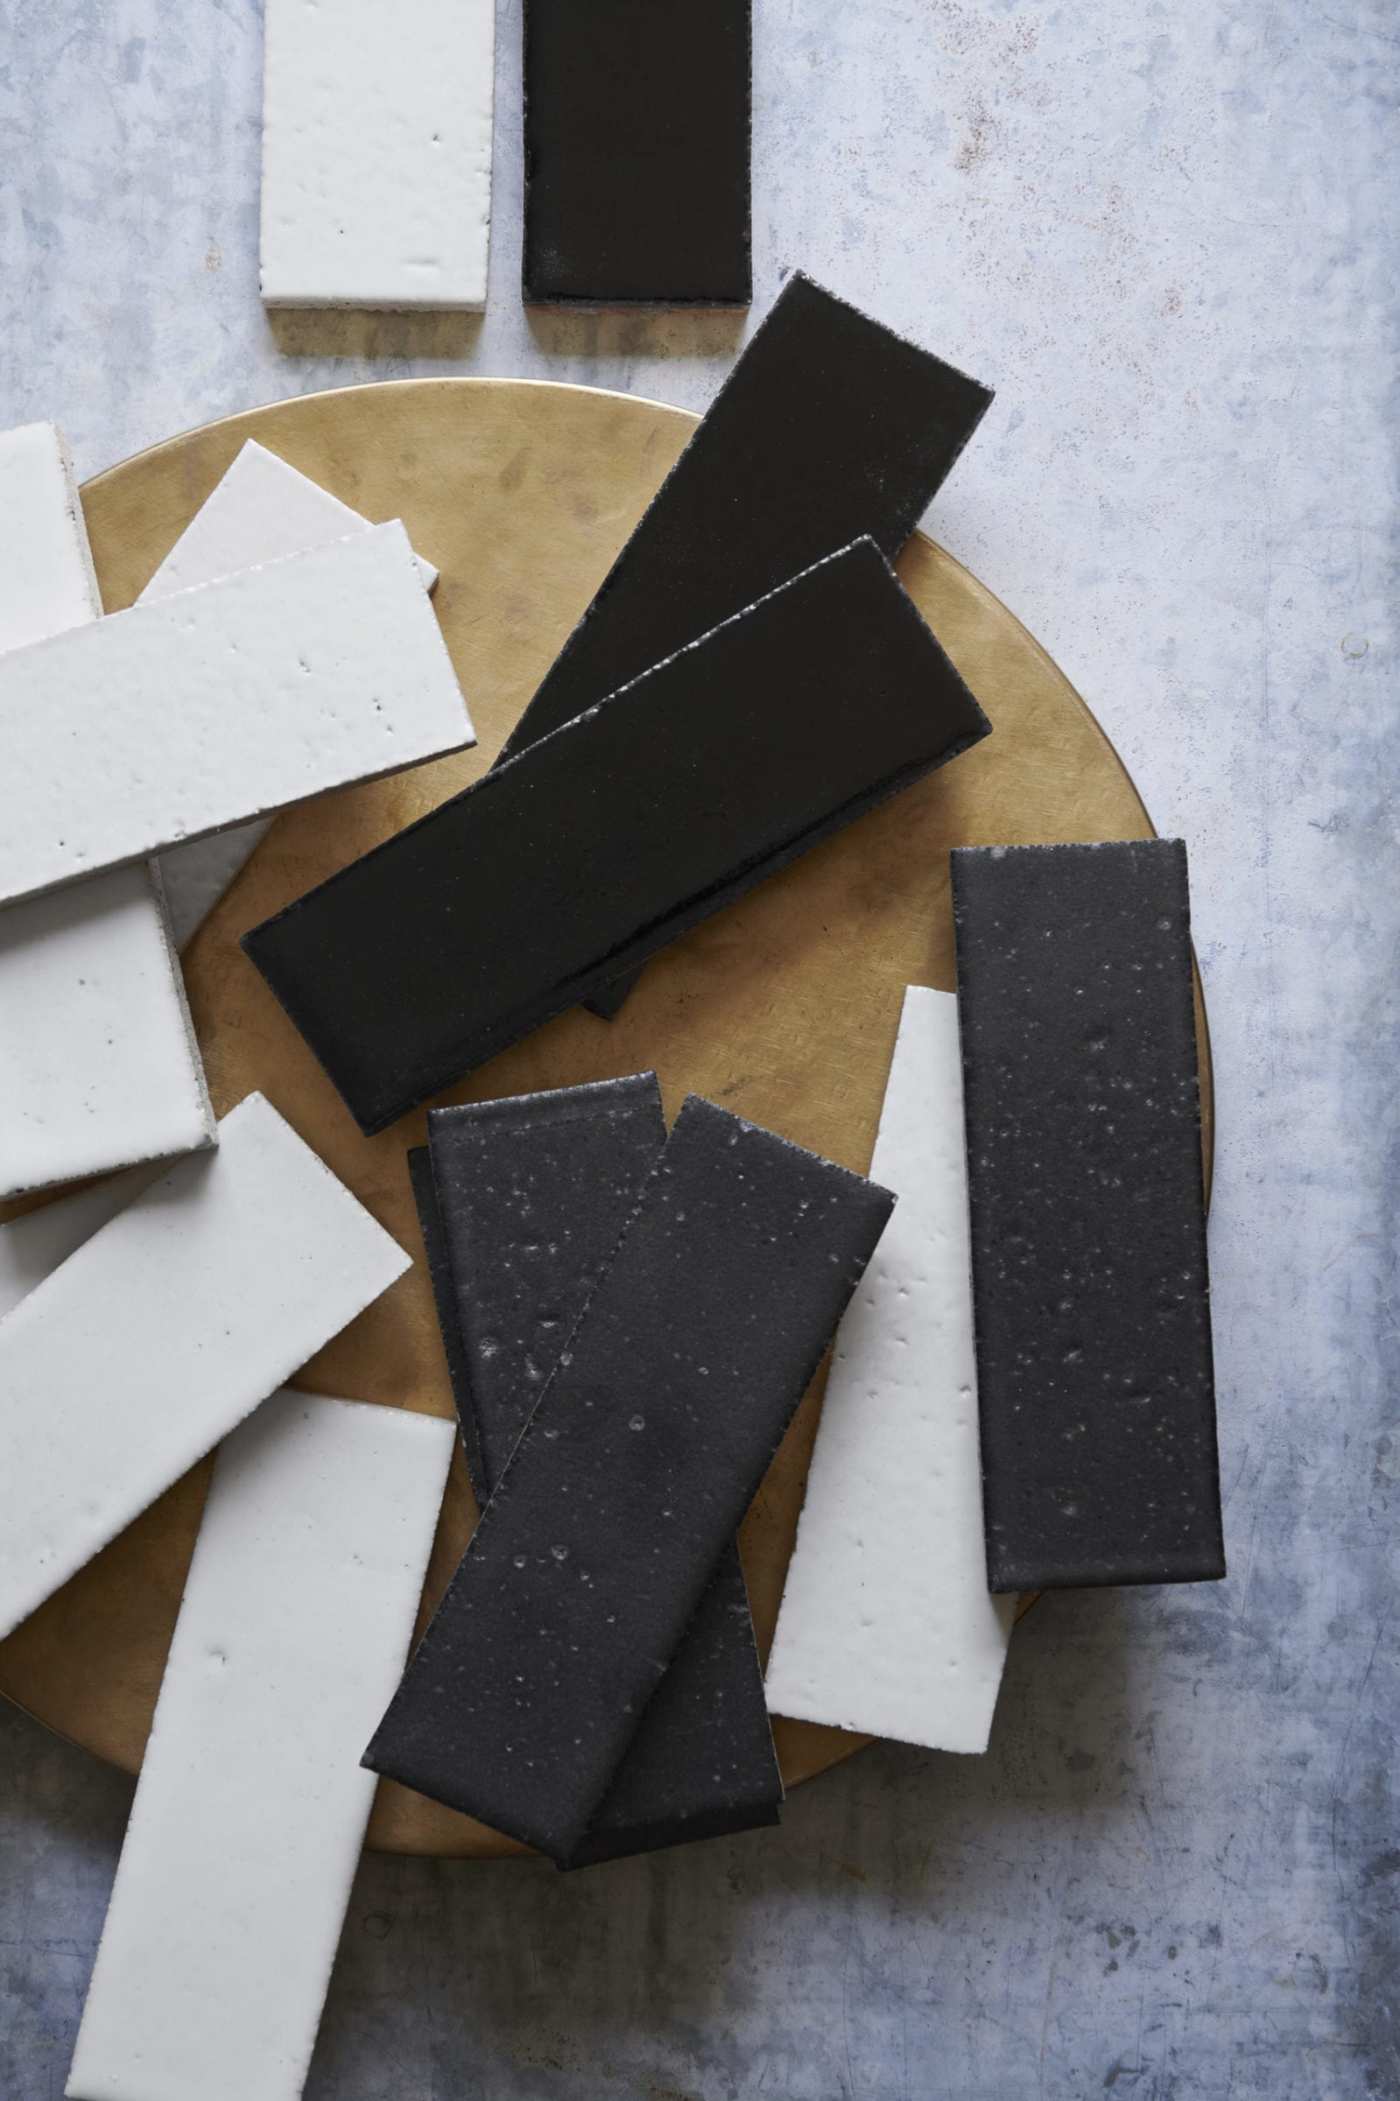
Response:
[145, 440, 440, 947]
[0, 428, 468, 2101]
[0, 427, 464, 1200]
[0, 425, 215, 1199]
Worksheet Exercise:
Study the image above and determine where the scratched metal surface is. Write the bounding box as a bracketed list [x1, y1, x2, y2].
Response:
[0, 1, 1394, 2095]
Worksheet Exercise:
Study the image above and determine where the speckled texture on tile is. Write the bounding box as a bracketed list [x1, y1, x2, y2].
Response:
[0, 2, 1394, 2095]
[953, 840, 1222, 1592]
[366, 1097, 893, 1858]
[0, 522, 469, 905]
[418, 1078, 782, 1867]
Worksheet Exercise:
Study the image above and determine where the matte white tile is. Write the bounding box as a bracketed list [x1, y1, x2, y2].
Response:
[0, 438, 453, 1207]
[261, 0, 494, 310]
[66, 1389, 454, 2101]
[0, 1161, 158, 1323]
[765, 986, 1014, 1754]
[0, 862, 213, 1197]
[0, 422, 101, 651]
[0, 522, 472, 906]
[139, 440, 438, 601]
[0, 423, 214, 1199]
[0, 1091, 410, 1642]
[140, 442, 436, 947]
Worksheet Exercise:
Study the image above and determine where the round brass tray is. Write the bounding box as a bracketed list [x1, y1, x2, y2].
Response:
[0, 378, 1212, 1857]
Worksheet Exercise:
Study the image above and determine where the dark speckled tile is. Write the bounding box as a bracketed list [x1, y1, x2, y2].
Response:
[952, 840, 1222, 1591]
[412, 1076, 783, 1868]
[366, 1097, 893, 1859]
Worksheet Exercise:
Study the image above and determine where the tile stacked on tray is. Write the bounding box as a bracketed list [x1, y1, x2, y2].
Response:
[0, 420, 102, 650]
[0, 424, 213, 1198]
[142, 441, 439, 949]
[951, 839, 1223, 1590]
[765, 987, 1015, 1754]
[141, 439, 440, 605]
[237, 278, 994, 1117]
[497, 273, 991, 769]
[0, 1092, 410, 1643]
[0, 860, 214, 1200]
[0, 429, 468, 1202]
[766, 841, 1222, 1759]
[68, 1392, 455, 2101]
[0, 436, 467, 2078]
[369, 844, 1221, 1857]
[0, 269, 1232, 2101]
[370, 1092, 894, 1861]
[0, 521, 467, 907]
[499, 270, 993, 1017]
[410, 1076, 783, 1866]
[243, 538, 989, 1132]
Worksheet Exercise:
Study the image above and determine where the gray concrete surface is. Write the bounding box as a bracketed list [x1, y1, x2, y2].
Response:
[1, 1, 1395, 2094]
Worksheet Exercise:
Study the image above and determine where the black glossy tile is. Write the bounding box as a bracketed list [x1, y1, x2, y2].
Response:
[496, 273, 987, 1016]
[504, 270, 991, 1016]
[559, 1545, 779, 1869]
[523, 0, 751, 307]
[951, 839, 1224, 1592]
[364, 1095, 895, 1860]
[424, 1078, 667, 1494]
[499, 273, 991, 769]
[415, 1075, 782, 1868]
[243, 537, 990, 1135]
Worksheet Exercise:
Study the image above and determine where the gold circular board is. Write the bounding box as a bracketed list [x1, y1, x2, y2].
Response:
[0, 378, 1212, 1858]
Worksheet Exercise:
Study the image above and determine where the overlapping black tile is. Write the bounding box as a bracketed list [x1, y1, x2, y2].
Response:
[500, 271, 993, 1017]
[408, 1145, 488, 1502]
[499, 272, 992, 769]
[364, 1095, 894, 1860]
[414, 1074, 782, 1867]
[243, 538, 990, 1135]
[425, 1078, 667, 1493]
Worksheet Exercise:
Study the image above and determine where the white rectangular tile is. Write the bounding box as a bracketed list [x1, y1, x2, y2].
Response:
[765, 986, 1015, 1755]
[0, 423, 215, 1199]
[0, 521, 472, 906]
[140, 441, 437, 946]
[66, 1389, 454, 2101]
[0, 1091, 410, 1643]
[0, 862, 213, 1197]
[0, 422, 101, 651]
[139, 440, 438, 602]
[0, 1162, 159, 1323]
[0, 433, 452, 1210]
[261, 0, 494, 310]
[158, 825, 279, 954]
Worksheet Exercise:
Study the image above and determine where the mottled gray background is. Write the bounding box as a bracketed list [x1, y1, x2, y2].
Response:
[1, 1, 1395, 2095]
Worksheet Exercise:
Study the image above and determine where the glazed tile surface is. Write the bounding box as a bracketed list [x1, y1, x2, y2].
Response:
[0, 1, 1393, 2094]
